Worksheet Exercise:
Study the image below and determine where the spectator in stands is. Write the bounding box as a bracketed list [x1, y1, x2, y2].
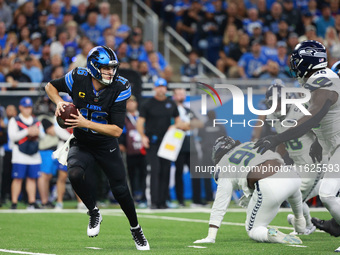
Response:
[212, 0, 227, 30]
[286, 33, 298, 56]
[308, 0, 321, 18]
[181, 50, 205, 82]
[220, 2, 243, 32]
[243, 8, 263, 37]
[127, 27, 145, 61]
[250, 23, 264, 44]
[196, 7, 221, 64]
[261, 31, 278, 60]
[136, 78, 180, 209]
[257, 0, 269, 23]
[0, 21, 7, 50]
[44, 20, 57, 46]
[264, 2, 285, 35]
[298, 25, 323, 43]
[109, 13, 122, 35]
[29, 32, 43, 59]
[4, 58, 31, 91]
[119, 95, 147, 208]
[43, 54, 63, 82]
[116, 41, 130, 63]
[80, 11, 102, 45]
[325, 27, 340, 65]
[32, 10, 48, 39]
[276, 19, 289, 41]
[22, 55, 43, 83]
[74, 1, 87, 25]
[47, 2, 63, 26]
[316, 4, 335, 38]
[163, 66, 174, 83]
[1, 105, 17, 205]
[86, 0, 99, 14]
[176, 0, 205, 47]
[0, 0, 13, 29]
[9, 13, 27, 37]
[9, 97, 45, 209]
[39, 45, 51, 69]
[138, 61, 157, 83]
[61, 0, 78, 15]
[259, 60, 288, 80]
[50, 31, 68, 58]
[296, 10, 317, 36]
[147, 51, 167, 78]
[20, 1, 39, 30]
[238, 39, 268, 79]
[97, 2, 111, 31]
[282, 0, 300, 32]
[217, 32, 248, 78]
[57, 11, 75, 34]
[68, 40, 93, 70]
[220, 24, 239, 60]
[37, 0, 50, 13]
[272, 41, 290, 76]
[65, 21, 82, 46]
[330, 0, 340, 16]
[18, 26, 30, 47]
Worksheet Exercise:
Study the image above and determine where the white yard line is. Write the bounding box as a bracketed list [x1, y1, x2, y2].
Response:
[0, 249, 55, 255]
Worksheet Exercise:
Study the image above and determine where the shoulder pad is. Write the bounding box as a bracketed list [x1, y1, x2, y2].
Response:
[304, 77, 333, 91]
[115, 76, 131, 103]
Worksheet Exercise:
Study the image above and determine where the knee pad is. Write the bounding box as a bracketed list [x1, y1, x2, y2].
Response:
[111, 184, 129, 198]
[68, 166, 85, 183]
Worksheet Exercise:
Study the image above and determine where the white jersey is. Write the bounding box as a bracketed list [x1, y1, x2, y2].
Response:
[305, 68, 340, 155]
[217, 141, 283, 197]
[8, 114, 45, 165]
[268, 106, 315, 166]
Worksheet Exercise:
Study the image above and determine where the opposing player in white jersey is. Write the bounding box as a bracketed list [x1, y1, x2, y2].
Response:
[265, 80, 323, 235]
[194, 136, 305, 245]
[254, 40, 340, 239]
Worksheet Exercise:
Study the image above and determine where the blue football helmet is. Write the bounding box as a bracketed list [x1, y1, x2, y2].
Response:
[290, 40, 327, 81]
[87, 46, 120, 85]
[331, 60, 340, 75]
[212, 136, 240, 165]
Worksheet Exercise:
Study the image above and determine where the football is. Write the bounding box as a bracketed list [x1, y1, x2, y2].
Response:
[56, 104, 78, 129]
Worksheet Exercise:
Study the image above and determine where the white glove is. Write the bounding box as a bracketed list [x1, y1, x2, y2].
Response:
[238, 195, 252, 208]
[193, 237, 215, 244]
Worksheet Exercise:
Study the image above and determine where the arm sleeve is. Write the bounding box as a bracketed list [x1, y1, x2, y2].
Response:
[173, 101, 179, 118]
[41, 119, 53, 131]
[50, 69, 76, 94]
[54, 121, 72, 141]
[110, 100, 127, 129]
[276, 99, 332, 143]
[8, 118, 28, 142]
[209, 178, 233, 228]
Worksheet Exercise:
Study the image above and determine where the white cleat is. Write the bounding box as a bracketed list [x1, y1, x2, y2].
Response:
[87, 207, 102, 237]
[268, 228, 302, 244]
[131, 225, 150, 250]
[335, 246, 340, 252]
[194, 237, 215, 244]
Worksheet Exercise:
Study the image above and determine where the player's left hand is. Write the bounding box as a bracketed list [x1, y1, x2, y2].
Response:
[65, 109, 88, 129]
[254, 135, 280, 155]
[193, 237, 215, 244]
[309, 139, 323, 163]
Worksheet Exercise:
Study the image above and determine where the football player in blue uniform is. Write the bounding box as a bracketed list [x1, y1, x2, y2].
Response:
[254, 40, 340, 240]
[45, 46, 150, 250]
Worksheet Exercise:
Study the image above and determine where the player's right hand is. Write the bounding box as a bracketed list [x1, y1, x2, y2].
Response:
[55, 101, 72, 117]
[193, 237, 215, 244]
[309, 139, 323, 163]
[142, 135, 150, 149]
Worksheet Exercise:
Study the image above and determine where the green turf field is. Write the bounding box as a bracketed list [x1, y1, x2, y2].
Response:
[0, 209, 338, 255]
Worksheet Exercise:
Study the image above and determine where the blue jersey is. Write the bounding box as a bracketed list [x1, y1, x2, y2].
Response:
[238, 53, 268, 78]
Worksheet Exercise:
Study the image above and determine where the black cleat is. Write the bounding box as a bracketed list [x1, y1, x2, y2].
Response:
[87, 207, 102, 237]
[312, 217, 340, 237]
